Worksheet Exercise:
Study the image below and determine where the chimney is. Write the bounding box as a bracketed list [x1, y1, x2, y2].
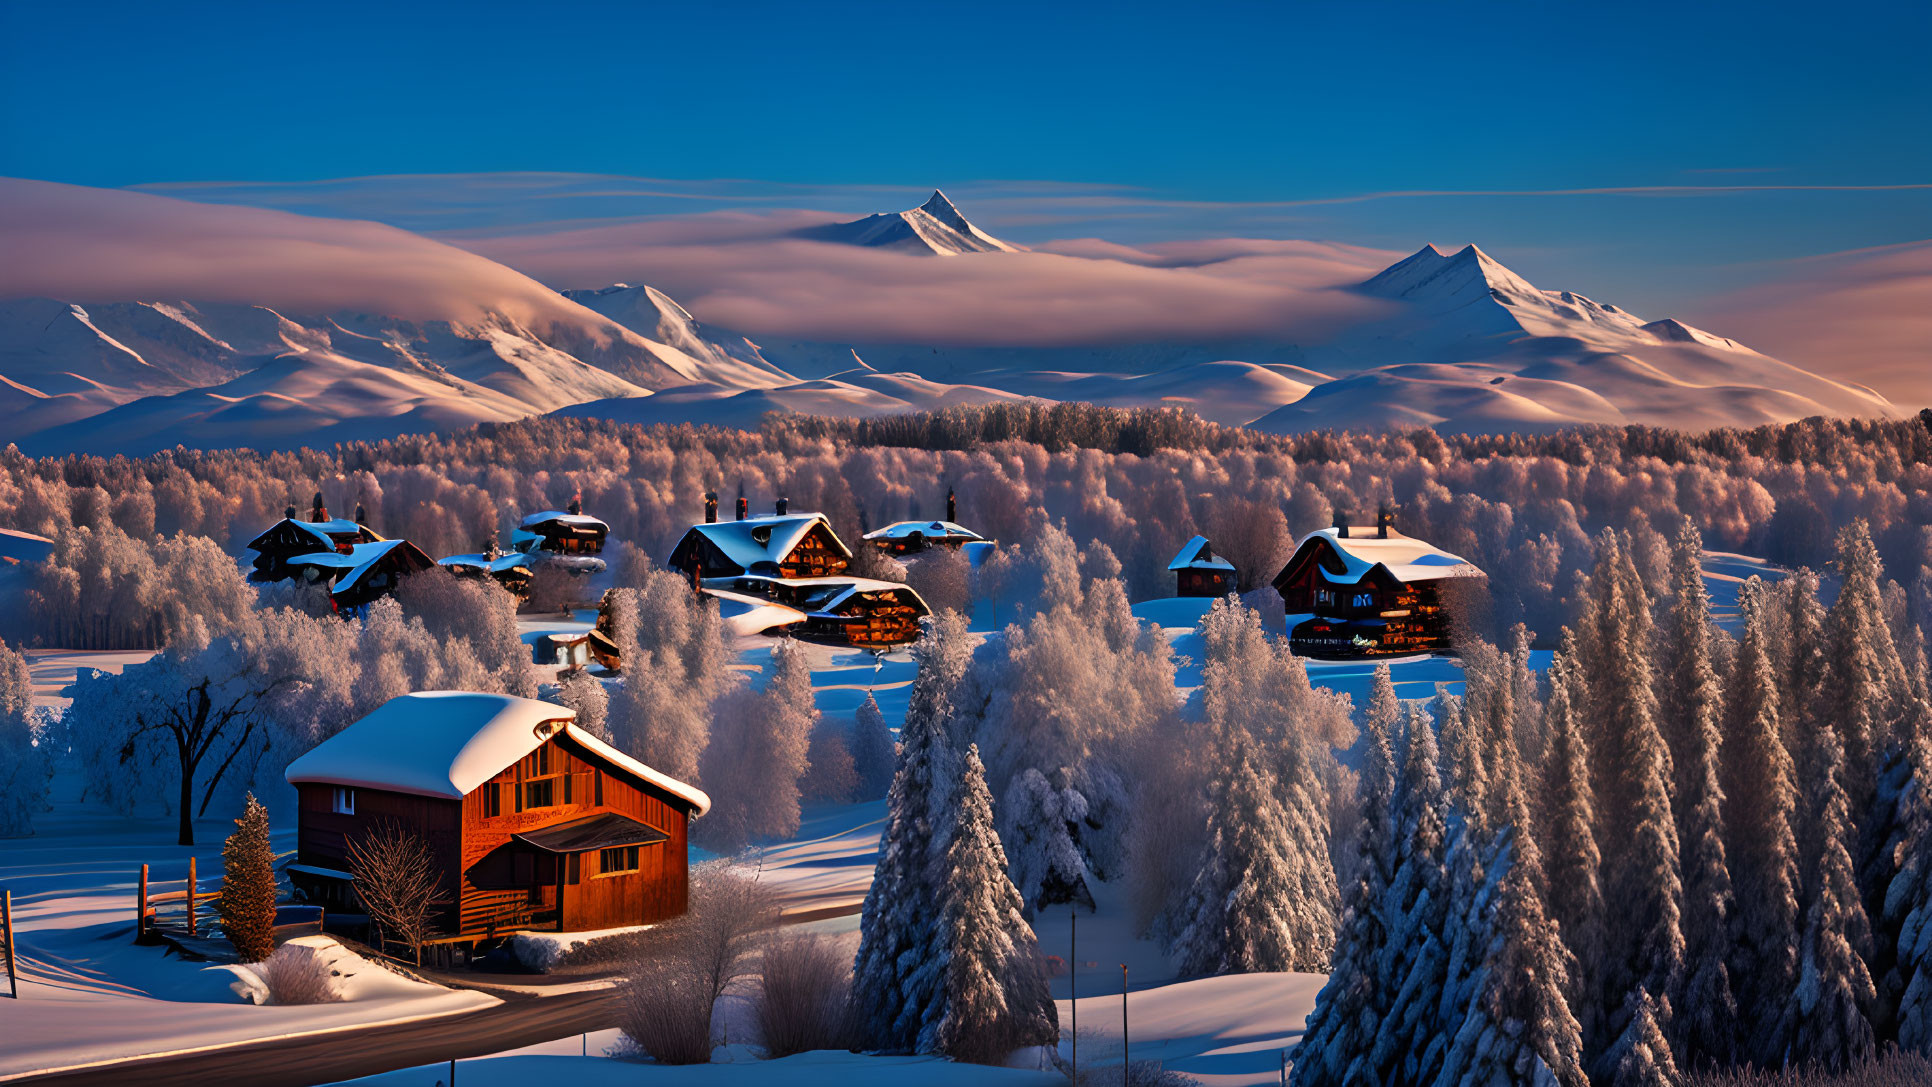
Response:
[946, 487, 957, 524]
[284, 504, 298, 520]
[568, 492, 582, 516]
[311, 492, 328, 523]
[776, 496, 789, 516]
[1333, 510, 1349, 539]
[704, 491, 718, 524]
[736, 496, 749, 521]
[1377, 505, 1393, 539]
[354, 503, 367, 526]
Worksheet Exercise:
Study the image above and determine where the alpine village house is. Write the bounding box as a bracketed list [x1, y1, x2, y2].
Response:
[1270, 510, 1484, 658]
[284, 692, 709, 954]
[1168, 535, 1236, 597]
[667, 493, 933, 649]
[860, 488, 987, 555]
[245, 493, 434, 613]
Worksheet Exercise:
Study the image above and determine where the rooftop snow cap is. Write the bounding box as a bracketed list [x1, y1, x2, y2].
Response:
[285, 691, 710, 814]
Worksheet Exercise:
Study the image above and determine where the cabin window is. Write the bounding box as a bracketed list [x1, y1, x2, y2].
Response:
[1352, 592, 1373, 609]
[524, 778, 556, 809]
[484, 784, 501, 818]
[331, 786, 356, 815]
[599, 845, 640, 875]
[567, 853, 581, 885]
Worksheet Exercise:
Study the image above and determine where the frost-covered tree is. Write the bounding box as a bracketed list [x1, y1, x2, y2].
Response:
[1433, 830, 1588, 1087]
[551, 668, 609, 741]
[1781, 723, 1877, 1070]
[1656, 518, 1738, 1067]
[1721, 577, 1802, 1066]
[396, 567, 538, 697]
[849, 692, 895, 800]
[1577, 529, 1684, 1059]
[1293, 697, 1396, 1086]
[1374, 705, 1452, 1085]
[1539, 634, 1605, 1033]
[921, 743, 1057, 1063]
[695, 638, 817, 850]
[604, 571, 739, 783]
[1169, 720, 1320, 975]
[851, 616, 969, 1052]
[1436, 680, 1486, 830]
[800, 721, 857, 803]
[218, 793, 277, 963]
[1889, 705, 1932, 1055]
[1363, 662, 1401, 748]
[0, 639, 52, 837]
[1003, 766, 1092, 915]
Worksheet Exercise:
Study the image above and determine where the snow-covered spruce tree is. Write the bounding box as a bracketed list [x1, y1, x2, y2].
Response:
[0, 638, 53, 837]
[1780, 723, 1877, 1070]
[1890, 703, 1932, 1055]
[849, 692, 896, 800]
[1539, 631, 1605, 1037]
[1507, 623, 1546, 765]
[1576, 529, 1684, 1064]
[1365, 662, 1401, 749]
[218, 793, 277, 963]
[1169, 720, 1313, 975]
[1656, 518, 1738, 1067]
[1607, 990, 1679, 1087]
[1721, 577, 1802, 1066]
[1372, 704, 1452, 1085]
[1292, 697, 1396, 1086]
[694, 637, 817, 851]
[851, 615, 969, 1052]
[1003, 766, 1093, 915]
[1779, 567, 1829, 744]
[1433, 829, 1588, 1087]
[921, 743, 1058, 1064]
[1822, 520, 1910, 822]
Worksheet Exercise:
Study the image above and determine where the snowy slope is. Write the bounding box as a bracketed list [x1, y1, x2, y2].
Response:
[798, 190, 1024, 255]
[559, 283, 796, 386]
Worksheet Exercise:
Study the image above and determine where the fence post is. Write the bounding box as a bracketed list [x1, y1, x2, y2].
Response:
[137, 864, 149, 941]
[4, 889, 16, 998]
[1121, 963, 1129, 1086]
[186, 857, 197, 938]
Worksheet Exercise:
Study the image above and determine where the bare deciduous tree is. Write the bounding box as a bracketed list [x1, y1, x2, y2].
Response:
[618, 863, 779, 1064]
[345, 822, 449, 966]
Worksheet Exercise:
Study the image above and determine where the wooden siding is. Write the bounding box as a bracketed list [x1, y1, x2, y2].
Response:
[1176, 568, 1233, 598]
[291, 783, 464, 927]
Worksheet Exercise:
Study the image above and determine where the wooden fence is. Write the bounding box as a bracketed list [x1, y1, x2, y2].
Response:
[135, 852, 320, 946]
[3, 889, 16, 998]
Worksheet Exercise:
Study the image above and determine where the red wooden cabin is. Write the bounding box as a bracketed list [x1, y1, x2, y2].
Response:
[284, 692, 709, 941]
[667, 509, 852, 581]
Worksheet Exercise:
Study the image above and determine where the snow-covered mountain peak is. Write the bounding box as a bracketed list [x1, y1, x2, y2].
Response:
[798, 190, 1024, 256]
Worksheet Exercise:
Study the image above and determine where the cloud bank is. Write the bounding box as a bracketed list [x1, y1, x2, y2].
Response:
[0, 178, 608, 330]
[1693, 241, 1932, 405]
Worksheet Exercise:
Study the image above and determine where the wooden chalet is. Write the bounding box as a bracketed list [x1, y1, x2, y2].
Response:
[1168, 535, 1236, 597]
[284, 692, 709, 943]
[245, 494, 384, 583]
[702, 574, 929, 648]
[437, 548, 535, 599]
[666, 506, 852, 581]
[511, 500, 609, 557]
[286, 539, 436, 612]
[861, 489, 986, 554]
[1271, 511, 1483, 658]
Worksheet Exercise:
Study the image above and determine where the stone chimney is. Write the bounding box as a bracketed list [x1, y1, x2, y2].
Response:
[310, 492, 328, 522]
[568, 492, 582, 516]
[776, 496, 790, 516]
[1377, 505, 1393, 539]
[946, 487, 957, 524]
[1333, 510, 1349, 539]
[704, 492, 718, 524]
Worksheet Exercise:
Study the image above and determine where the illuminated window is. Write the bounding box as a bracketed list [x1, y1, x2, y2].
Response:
[331, 787, 355, 815]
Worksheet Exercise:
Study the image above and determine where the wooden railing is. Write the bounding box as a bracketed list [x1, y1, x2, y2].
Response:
[135, 851, 298, 942]
[458, 888, 557, 936]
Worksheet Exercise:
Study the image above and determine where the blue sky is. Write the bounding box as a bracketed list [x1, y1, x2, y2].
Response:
[2, 0, 1927, 311]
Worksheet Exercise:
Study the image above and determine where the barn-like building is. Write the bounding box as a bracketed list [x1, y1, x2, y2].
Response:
[1271, 512, 1483, 658]
[701, 574, 930, 648]
[284, 692, 708, 943]
[438, 548, 536, 599]
[285, 539, 436, 612]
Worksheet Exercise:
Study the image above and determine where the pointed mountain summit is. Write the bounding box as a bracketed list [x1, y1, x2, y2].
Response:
[799, 189, 1023, 256]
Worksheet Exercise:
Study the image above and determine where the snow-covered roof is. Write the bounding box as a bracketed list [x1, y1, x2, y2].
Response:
[704, 574, 927, 618]
[287, 540, 394, 573]
[439, 551, 534, 574]
[684, 513, 848, 571]
[334, 539, 417, 595]
[1293, 527, 1483, 585]
[274, 518, 381, 551]
[861, 519, 985, 542]
[0, 527, 53, 566]
[286, 691, 710, 814]
[519, 510, 609, 532]
[1167, 535, 1236, 572]
[699, 587, 810, 637]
